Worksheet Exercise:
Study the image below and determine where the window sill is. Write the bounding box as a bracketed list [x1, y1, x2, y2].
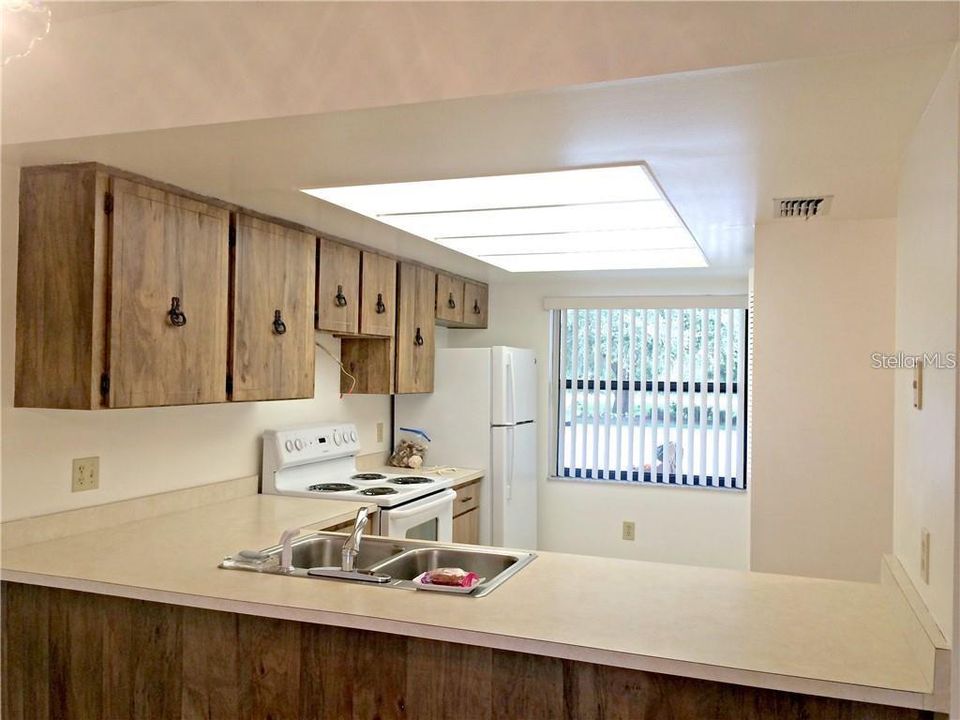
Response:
[547, 475, 747, 493]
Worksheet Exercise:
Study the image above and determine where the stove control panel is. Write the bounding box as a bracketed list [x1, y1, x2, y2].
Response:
[263, 423, 360, 467]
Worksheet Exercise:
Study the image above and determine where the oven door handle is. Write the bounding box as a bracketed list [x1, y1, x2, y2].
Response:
[385, 489, 456, 521]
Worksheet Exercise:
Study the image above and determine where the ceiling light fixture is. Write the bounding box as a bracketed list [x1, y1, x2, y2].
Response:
[303, 164, 707, 272]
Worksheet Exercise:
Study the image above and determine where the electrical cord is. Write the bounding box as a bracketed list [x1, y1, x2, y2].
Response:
[315, 338, 357, 397]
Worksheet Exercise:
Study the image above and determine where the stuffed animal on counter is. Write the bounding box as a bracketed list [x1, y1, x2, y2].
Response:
[388, 438, 427, 469]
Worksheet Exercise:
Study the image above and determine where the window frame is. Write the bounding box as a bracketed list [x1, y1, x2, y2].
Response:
[548, 304, 750, 491]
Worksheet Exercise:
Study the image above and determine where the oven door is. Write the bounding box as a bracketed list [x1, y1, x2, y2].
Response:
[381, 489, 456, 542]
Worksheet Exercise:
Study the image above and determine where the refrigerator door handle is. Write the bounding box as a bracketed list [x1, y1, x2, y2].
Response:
[506, 429, 515, 501]
[505, 352, 516, 426]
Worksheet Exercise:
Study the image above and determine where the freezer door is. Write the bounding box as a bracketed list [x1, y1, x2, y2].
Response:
[491, 346, 537, 426]
[491, 422, 538, 549]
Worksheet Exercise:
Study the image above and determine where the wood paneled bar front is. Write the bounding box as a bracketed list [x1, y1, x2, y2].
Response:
[1, 582, 935, 720]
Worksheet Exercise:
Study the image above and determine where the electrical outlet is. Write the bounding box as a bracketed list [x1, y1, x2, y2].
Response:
[72, 457, 99, 492]
[376, 422, 384, 443]
[920, 528, 931, 584]
[622, 521, 636, 541]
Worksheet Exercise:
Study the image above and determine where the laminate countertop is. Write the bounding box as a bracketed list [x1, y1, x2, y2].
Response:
[0, 490, 942, 711]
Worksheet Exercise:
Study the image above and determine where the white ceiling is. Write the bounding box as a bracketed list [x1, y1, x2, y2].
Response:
[3, 1, 957, 144]
[5, 40, 953, 283]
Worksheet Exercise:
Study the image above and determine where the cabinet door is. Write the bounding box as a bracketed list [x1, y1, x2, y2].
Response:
[231, 215, 315, 402]
[316, 237, 360, 334]
[463, 281, 489, 328]
[396, 263, 436, 394]
[358, 252, 396, 337]
[436, 273, 464, 325]
[453, 509, 480, 545]
[108, 178, 229, 407]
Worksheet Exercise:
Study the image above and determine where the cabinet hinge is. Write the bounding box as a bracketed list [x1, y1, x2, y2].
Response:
[99, 372, 110, 397]
[226, 374, 233, 395]
[103, 192, 114, 215]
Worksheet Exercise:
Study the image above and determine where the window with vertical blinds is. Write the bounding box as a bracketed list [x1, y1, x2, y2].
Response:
[552, 302, 748, 490]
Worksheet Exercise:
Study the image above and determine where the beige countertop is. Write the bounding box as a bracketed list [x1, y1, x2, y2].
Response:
[0, 490, 939, 711]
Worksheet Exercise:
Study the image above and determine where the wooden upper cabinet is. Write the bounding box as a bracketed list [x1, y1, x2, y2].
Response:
[435, 273, 465, 325]
[15, 165, 230, 409]
[463, 281, 489, 328]
[358, 252, 396, 337]
[108, 179, 231, 407]
[230, 215, 315, 402]
[316, 237, 360, 335]
[395, 263, 436, 394]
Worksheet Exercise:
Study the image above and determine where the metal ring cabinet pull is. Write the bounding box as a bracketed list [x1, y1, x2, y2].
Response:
[447, 292, 456, 309]
[168, 296, 187, 327]
[335, 285, 348, 307]
[415, 327, 424, 346]
[375, 293, 386, 314]
[273, 309, 287, 335]
[473, 299, 481, 314]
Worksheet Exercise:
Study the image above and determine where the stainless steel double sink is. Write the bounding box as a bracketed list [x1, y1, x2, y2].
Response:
[220, 532, 536, 597]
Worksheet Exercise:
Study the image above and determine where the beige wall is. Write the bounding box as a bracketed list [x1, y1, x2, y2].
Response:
[0, 164, 391, 522]
[751, 218, 896, 582]
[892, 51, 958, 637]
[446, 274, 752, 570]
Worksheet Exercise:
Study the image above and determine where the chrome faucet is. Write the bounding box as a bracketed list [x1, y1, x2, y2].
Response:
[279, 527, 300, 573]
[341, 507, 370, 572]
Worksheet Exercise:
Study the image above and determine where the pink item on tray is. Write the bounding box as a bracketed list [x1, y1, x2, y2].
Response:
[419, 568, 479, 588]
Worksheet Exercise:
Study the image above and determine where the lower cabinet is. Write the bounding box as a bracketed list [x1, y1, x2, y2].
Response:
[452, 479, 481, 544]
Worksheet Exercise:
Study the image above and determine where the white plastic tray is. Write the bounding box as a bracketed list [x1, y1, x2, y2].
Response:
[411, 571, 484, 594]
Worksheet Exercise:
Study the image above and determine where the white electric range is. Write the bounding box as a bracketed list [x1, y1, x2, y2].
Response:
[262, 422, 457, 541]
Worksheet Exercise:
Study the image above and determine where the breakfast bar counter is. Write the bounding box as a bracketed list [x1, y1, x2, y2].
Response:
[0, 480, 947, 718]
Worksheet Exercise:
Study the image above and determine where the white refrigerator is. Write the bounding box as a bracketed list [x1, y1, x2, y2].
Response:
[394, 346, 538, 549]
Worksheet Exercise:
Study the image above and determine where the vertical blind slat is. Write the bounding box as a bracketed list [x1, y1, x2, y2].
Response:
[675, 310, 686, 485]
[651, 311, 661, 483]
[686, 309, 697, 485]
[580, 311, 589, 476]
[615, 310, 625, 480]
[638, 310, 648, 478]
[627, 311, 638, 479]
[724, 308, 735, 487]
[699, 309, 709, 483]
[711, 309, 722, 487]
[604, 311, 613, 475]
[591, 309, 601, 477]
[558, 310, 567, 476]
[566, 310, 575, 476]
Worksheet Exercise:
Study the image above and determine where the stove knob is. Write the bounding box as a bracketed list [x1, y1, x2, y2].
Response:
[350, 430, 358, 443]
[284, 440, 294, 452]
[294, 438, 304, 451]
[333, 430, 342, 446]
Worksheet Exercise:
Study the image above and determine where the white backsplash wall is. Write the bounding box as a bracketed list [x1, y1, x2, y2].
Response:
[445, 273, 752, 570]
[0, 164, 391, 522]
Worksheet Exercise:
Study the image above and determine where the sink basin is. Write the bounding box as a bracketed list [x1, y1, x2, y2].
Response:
[265, 533, 406, 570]
[371, 547, 519, 581]
[370, 546, 535, 597]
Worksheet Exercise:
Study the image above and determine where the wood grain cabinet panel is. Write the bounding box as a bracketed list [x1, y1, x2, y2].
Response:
[359, 252, 396, 337]
[436, 273, 465, 325]
[316, 237, 360, 335]
[396, 263, 436, 394]
[1, 583, 930, 720]
[15, 165, 230, 409]
[452, 508, 480, 545]
[463, 281, 489, 328]
[108, 178, 229, 407]
[230, 215, 315, 402]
